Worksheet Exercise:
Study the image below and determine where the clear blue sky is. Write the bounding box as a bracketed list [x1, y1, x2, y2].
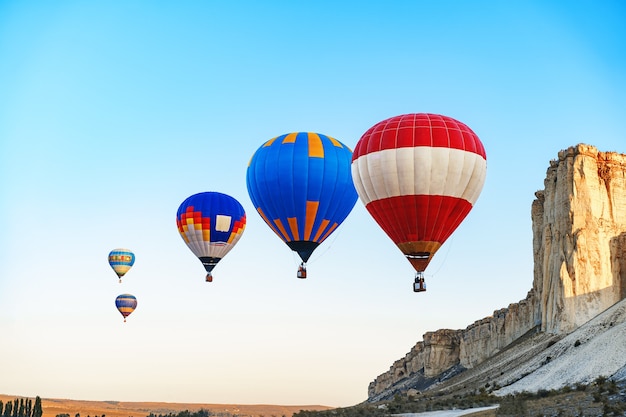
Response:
[1, 0, 625, 408]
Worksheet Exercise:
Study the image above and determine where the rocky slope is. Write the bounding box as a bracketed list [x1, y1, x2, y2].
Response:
[368, 143, 626, 401]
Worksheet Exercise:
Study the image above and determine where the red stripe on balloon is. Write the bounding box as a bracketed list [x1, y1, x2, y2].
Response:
[353, 113, 486, 160]
[364, 195, 473, 245]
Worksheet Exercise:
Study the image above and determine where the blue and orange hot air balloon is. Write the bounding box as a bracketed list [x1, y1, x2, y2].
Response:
[351, 113, 487, 292]
[115, 293, 137, 322]
[108, 248, 135, 283]
[246, 132, 358, 278]
[176, 192, 246, 282]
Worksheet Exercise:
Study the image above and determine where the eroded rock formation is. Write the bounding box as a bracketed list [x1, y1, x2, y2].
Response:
[368, 144, 626, 400]
[534, 144, 626, 333]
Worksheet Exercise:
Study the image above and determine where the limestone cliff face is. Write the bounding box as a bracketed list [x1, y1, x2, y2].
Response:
[458, 295, 538, 369]
[368, 329, 463, 398]
[368, 144, 626, 400]
[533, 144, 626, 333]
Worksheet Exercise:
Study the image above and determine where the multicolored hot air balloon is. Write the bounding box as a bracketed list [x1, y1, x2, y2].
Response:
[108, 248, 135, 283]
[115, 293, 137, 322]
[176, 192, 246, 282]
[351, 113, 487, 292]
[246, 132, 358, 278]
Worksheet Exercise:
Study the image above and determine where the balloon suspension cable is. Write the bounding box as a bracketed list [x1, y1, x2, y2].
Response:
[430, 235, 455, 277]
[297, 262, 307, 279]
[308, 228, 342, 264]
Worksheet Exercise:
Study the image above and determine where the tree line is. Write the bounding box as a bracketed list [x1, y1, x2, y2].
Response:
[147, 409, 252, 417]
[55, 414, 105, 417]
[0, 397, 43, 417]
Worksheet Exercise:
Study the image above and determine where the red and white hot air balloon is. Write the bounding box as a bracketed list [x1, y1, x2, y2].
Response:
[351, 113, 487, 292]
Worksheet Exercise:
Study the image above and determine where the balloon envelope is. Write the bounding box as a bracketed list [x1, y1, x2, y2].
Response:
[176, 191, 246, 280]
[108, 248, 135, 282]
[351, 113, 487, 273]
[115, 293, 137, 322]
[246, 132, 358, 264]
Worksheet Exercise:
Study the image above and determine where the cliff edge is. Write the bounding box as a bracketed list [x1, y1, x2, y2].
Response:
[368, 143, 626, 401]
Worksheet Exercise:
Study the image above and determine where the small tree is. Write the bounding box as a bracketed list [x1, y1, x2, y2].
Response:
[32, 397, 42, 417]
[4, 401, 13, 417]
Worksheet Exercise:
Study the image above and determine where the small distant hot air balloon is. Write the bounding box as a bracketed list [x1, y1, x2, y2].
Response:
[351, 113, 487, 292]
[176, 192, 246, 282]
[246, 132, 358, 278]
[108, 248, 135, 283]
[115, 293, 137, 322]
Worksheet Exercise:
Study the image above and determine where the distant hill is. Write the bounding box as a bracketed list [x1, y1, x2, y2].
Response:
[0, 395, 332, 417]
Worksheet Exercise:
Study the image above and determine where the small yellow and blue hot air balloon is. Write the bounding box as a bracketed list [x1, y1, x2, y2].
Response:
[176, 192, 246, 282]
[246, 132, 358, 278]
[108, 248, 135, 283]
[115, 293, 137, 322]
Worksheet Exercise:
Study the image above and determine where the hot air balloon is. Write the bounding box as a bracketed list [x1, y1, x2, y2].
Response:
[115, 293, 137, 322]
[108, 248, 135, 283]
[351, 113, 487, 292]
[246, 132, 358, 278]
[176, 192, 246, 282]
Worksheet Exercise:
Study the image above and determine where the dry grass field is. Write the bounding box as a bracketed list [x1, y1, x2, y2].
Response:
[0, 394, 333, 417]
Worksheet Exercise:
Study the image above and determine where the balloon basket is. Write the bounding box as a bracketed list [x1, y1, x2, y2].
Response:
[297, 263, 307, 279]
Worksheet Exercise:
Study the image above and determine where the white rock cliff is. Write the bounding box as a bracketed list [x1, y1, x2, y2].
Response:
[368, 144, 626, 400]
